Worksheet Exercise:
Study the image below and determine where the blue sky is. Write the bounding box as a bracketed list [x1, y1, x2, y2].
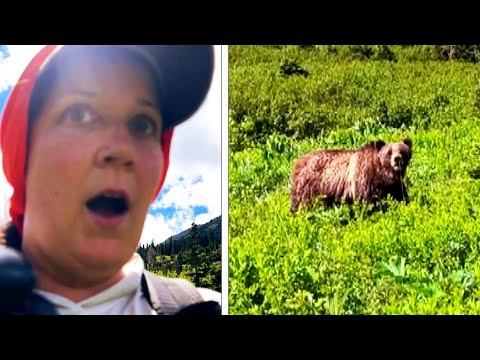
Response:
[0, 86, 10, 109]
[0, 46, 8, 58]
[0, 45, 221, 246]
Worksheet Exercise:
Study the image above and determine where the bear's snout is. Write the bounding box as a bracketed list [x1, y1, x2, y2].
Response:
[392, 155, 404, 170]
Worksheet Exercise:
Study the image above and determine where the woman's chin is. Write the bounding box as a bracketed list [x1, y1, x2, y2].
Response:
[74, 237, 136, 268]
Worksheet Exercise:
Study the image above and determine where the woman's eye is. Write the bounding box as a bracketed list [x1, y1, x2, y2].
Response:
[64, 104, 95, 123]
[129, 114, 158, 137]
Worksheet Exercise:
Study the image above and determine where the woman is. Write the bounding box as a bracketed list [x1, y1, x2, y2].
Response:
[0, 45, 220, 315]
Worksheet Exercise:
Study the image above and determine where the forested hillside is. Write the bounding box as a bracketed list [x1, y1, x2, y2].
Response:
[138, 216, 221, 292]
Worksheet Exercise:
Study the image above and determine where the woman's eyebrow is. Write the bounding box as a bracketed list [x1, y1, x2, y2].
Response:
[67, 91, 156, 109]
[137, 98, 156, 108]
[71, 90, 97, 97]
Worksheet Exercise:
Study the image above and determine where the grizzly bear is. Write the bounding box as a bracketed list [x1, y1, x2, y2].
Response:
[290, 139, 412, 213]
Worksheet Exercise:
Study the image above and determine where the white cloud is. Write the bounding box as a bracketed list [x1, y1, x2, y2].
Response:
[0, 45, 46, 92]
[0, 152, 12, 227]
[139, 206, 202, 247]
[139, 213, 175, 247]
[194, 213, 211, 226]
[152, 172, 220, 215]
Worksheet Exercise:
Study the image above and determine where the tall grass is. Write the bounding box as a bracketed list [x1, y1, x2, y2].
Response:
[229, 45, 480, 314]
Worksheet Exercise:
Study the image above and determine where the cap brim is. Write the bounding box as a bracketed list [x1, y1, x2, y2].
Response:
[137, 45, 215, 130]
[40, 45, 215, 131]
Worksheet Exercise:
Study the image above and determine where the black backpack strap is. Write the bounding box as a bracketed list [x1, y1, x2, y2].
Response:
[175, 300, 222, 315]
[141, 271, 204, 315]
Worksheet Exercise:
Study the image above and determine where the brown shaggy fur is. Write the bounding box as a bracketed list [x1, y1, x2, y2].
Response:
[290, 139, 412, 213]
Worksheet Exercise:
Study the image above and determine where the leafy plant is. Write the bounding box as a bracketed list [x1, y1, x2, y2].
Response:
[383, 257, 407, 279]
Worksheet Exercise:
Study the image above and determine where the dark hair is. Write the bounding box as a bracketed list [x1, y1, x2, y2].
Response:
[3, 46, 165, 250]
[1, 221, 22, 250]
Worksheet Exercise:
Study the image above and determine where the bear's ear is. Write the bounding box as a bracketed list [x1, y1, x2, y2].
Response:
[403, 138, 412, 149]
[372, 140, 386, 151]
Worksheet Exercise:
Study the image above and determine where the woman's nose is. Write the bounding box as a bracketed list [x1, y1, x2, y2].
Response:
[93, 125, 135, 169]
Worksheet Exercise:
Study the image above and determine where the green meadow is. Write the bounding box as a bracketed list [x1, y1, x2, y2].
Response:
[228, 45, 480, 314]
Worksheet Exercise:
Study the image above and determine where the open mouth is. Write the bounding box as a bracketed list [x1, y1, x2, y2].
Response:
[86, 192, 130, 217]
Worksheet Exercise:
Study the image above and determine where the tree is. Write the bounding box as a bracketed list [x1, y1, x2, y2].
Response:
[146, 245, 157, 271]
[175, 252, 183, 275]
[190, 222, 199, 245]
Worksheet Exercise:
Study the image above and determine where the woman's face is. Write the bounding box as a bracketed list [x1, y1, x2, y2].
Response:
[22, 48, 164, 284]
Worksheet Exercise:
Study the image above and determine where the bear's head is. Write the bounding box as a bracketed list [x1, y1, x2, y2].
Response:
[376, 139, 412, 174]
